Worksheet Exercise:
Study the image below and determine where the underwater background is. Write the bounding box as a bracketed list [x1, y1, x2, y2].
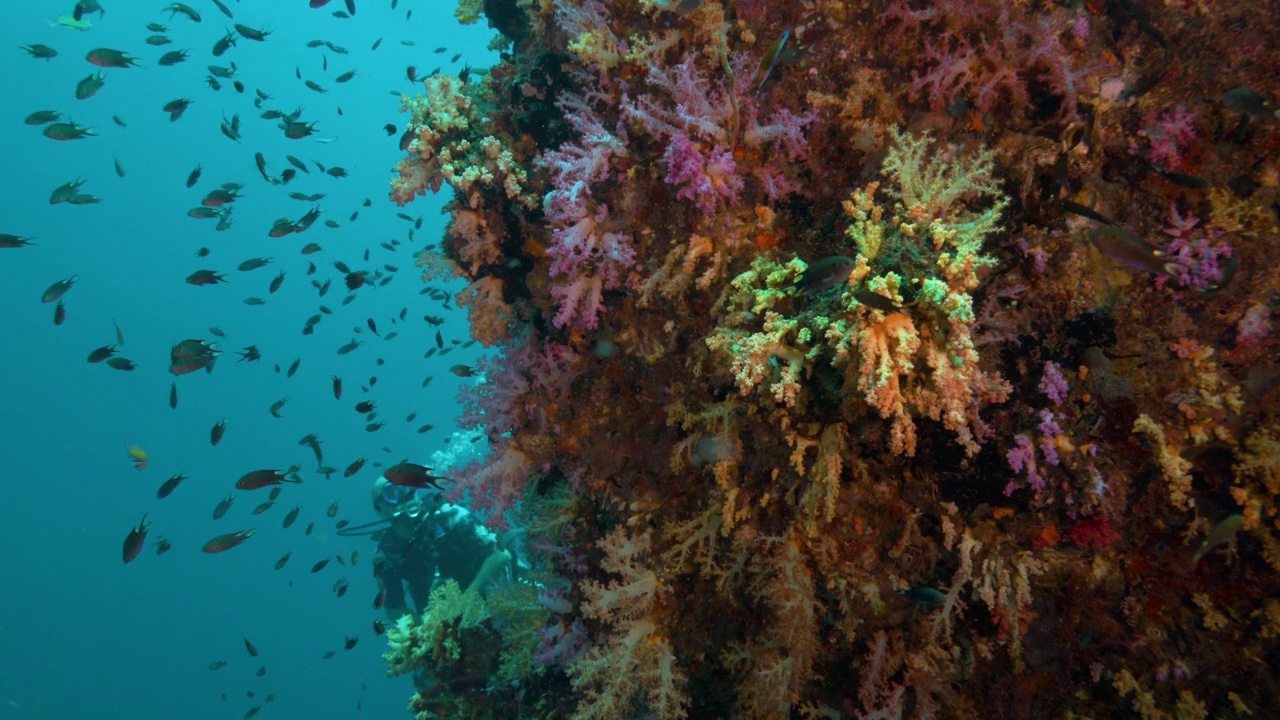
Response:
[0, 2, 496, 717]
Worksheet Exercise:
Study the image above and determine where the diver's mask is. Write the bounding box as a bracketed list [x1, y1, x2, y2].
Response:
[380, 482, 430, 520]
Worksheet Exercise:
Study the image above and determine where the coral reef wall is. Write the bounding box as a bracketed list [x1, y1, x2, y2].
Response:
[388, 0, 1280, 717]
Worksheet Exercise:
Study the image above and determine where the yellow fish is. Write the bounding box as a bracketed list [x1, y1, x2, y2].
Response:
[125, 444, 149, 471]
[50, 15, 93, 30]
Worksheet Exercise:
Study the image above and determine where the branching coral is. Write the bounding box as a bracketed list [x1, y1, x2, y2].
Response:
[568, 528, 689, 720]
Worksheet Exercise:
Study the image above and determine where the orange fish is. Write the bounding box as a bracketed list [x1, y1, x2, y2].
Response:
[125, 444, 149, 471]
[383, 462, 446, 491]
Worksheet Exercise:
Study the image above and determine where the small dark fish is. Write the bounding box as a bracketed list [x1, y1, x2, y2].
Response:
[449, 364, 476, 377]
[796, 256, 856, 294]
[106, 357, 136, 371]
[282, 505, 301, 528]
[213, 494, 234, 519]
[244, 637, 258, 657]
[208, 660, 228, 671]
[87, 344, 118, 363]
[211, 419, 227, 446]
[343, 457, 365, 478]
[42, 276, 76, 304]
[275, 552, 291, 570]
[21, 44, 58, 60]
[165, 2, 202, 22]
[186, 269, 227, 286]
[1222, 87, 1273, 120]
[311, 558, 330, 573]
[158, 49, 189, 66]
[163, 98, 193, 122]
[203, 530, 255, 554]
[186, 164, 203, 188]
[326, 502, 339, 518]
[332, 375, 343, 399]
[234, 24, 270, 41]
[213, 30, 237, 56]
[236, 468, 301, 491]
[1060, 199, 1111, 225]
[44, 122, 96, 140]
[122, 514, 150, 563]
[899, 585, 946, 609]
[354, 400, 375, 414]
[1192, 514, 1245, 564]
[1148, 164, 1210, 190]
[344, 636, 359, 650]
[154, 536, 172, 555]
[156, 473, 187, 499]
[1089, 225, 1173, 277]
[24, 110, 60, 125]
[169, 383, 179, 409]
[852, 289, 900, 313]
[53, 301, 66, 325]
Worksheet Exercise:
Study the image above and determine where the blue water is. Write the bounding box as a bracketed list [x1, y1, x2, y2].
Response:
[0, 2, 494, 716]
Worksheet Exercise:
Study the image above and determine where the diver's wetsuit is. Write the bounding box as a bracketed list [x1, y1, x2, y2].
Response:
[372, 503, 502, 618]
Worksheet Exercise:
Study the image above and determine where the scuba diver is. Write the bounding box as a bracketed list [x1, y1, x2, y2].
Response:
[340, 474, 514, 620]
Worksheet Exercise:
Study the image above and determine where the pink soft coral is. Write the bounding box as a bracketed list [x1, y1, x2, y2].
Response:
[448, 442, 530, 532]
[899, 0, 1105, 123]
[544, 183, 636, 330]
[663, 133, 744, 214]
[1137, 105, 1196, 169]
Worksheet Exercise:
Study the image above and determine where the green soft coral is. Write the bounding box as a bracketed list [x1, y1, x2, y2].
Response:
[383, 579, 490, 676]
[705, 128, 1010, 455]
